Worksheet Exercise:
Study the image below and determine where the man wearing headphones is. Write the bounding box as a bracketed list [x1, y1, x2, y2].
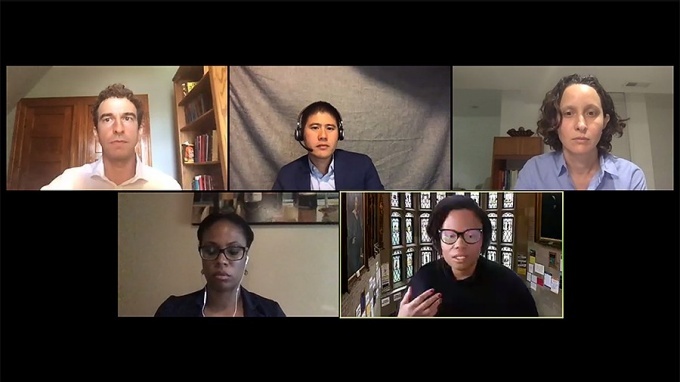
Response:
[272, 101, 384, 191]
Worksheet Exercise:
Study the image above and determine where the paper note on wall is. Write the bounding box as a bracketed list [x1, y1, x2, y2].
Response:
[528, 264, 534, 273]
[550, 281, 560, 294]
[529, 256, 536, 264]
[381, 297, 390, 307]
[526, 271, 532, 281]
[381, 263, 390, 289]
[544, 274, 552, 288]
[531, 282, 537, 291]
[531, 274, 537, 283]
[535, 263, 545, 275]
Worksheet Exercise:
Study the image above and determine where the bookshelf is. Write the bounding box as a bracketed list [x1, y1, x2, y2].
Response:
[490, 136, 543, 190]
[172, 66, 228, 190]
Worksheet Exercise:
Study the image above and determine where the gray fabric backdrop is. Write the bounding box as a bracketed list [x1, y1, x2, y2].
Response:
[228, 66, 451, 190]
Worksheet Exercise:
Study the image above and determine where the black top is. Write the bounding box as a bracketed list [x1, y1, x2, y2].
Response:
[408, 257, 539, 317]
[154, 286, 286, 317]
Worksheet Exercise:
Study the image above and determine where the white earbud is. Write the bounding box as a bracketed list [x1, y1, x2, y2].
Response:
[202, 256, 249, 318]
[232, 255, 249, 317]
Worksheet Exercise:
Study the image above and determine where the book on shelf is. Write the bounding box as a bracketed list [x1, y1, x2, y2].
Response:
[182, 81, 198, 96]
[191, 130, 219, 163]
[497, 169, 519, 190]
[193, 175, 214, 190]
[184, 93, 213, 125]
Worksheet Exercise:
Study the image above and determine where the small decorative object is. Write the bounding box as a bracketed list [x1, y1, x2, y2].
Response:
[181, 81, 198, 96]
[182, 141, 194, 163]
[507, 126, 535, 137]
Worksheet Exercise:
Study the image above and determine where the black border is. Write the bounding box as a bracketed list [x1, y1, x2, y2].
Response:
[2, 0, 679, 369]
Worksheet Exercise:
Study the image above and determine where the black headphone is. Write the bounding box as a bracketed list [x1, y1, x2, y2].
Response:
[295, 109, 345, 141]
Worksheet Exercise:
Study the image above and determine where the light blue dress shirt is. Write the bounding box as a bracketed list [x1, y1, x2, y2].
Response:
[309, 156, 335, 190]
[514, 151, 647, 190]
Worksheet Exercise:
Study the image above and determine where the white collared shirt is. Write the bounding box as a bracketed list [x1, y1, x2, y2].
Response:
[309, 156, 335, 190]
[40, 156, 182, 190]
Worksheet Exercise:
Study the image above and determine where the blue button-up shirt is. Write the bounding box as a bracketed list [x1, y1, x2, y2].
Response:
[309, 156, 335, 190]
[514, 151, 647, 190]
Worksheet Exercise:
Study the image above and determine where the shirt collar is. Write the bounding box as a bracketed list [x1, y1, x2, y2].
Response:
[90, 155, 149, 183]
[438, 256, 483, 283]
[553, 151, 620, 179]
[308, 155, 335, 180]
[195, 286, 268, 317]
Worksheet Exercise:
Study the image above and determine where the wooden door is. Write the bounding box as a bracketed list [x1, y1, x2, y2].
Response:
[8, 95, 152, 190]
[8, 99, 79, 190]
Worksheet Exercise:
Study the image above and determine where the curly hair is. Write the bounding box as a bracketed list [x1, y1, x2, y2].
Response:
[536, 74, 628, 155]
[92, 83, 144, 128]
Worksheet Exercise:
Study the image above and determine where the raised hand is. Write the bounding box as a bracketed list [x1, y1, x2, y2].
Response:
[397, 287, 441, 317]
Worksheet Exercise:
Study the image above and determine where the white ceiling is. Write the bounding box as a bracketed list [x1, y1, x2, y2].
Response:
[454, 66, 673, 93]
[6, 66, 53, 115]
[5, 66, 172, 116]
[453, 66, 674, 117]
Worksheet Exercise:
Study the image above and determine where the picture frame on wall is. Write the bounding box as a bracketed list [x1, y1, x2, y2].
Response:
[342, 193, 366, 288]
[535, 192, 563, 248]
[191, 192, 220, 225]
[191, 192, 339, 225]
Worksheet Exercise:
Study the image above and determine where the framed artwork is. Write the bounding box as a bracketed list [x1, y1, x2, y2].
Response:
[191, 192, 220, 225]
[342, 193, 366, 287]
[191, 192, 339, 225]
[535, 192, 562, 248]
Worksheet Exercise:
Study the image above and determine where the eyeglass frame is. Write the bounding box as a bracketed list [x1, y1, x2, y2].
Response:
[438, 228, 483, 245]
[198, 244, 249, 261]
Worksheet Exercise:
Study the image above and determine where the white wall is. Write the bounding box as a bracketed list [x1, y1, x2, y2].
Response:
[645, 94, 674, 190]
[118, 192, 340, 317]
[6, 66, 180, 179]
[452, 115, 499, 189]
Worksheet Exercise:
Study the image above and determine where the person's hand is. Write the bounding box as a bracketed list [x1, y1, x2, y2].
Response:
[397, 287, 441, 317]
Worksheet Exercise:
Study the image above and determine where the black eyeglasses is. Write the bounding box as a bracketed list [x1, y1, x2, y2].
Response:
[439, 229, 483, 245]
[198, 245, 248, 261]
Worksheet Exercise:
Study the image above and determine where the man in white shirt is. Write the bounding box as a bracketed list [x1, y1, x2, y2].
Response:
[41, 84, 182, 190]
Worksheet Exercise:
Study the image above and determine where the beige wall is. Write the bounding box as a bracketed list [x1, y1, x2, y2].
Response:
[118, 192, 339, 317]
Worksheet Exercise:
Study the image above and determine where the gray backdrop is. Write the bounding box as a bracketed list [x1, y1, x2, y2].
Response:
[228, 66, 451, 190]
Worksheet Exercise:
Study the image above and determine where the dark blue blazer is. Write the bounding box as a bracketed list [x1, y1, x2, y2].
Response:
[272, 149, 384, 190]
[154, 287, 286, 317]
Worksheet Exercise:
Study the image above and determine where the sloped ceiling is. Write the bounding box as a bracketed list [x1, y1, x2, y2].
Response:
[6, 66, 53, 115]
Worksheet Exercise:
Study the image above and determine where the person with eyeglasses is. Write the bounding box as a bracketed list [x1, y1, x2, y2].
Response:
[154, 212, 286, 317]
[397, 195, 538, 317]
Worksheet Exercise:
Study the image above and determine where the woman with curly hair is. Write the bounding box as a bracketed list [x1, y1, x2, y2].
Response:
[514, 74, 647, 190]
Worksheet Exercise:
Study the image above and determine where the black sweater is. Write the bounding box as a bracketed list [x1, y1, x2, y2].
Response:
[409, 257, 539, 317]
